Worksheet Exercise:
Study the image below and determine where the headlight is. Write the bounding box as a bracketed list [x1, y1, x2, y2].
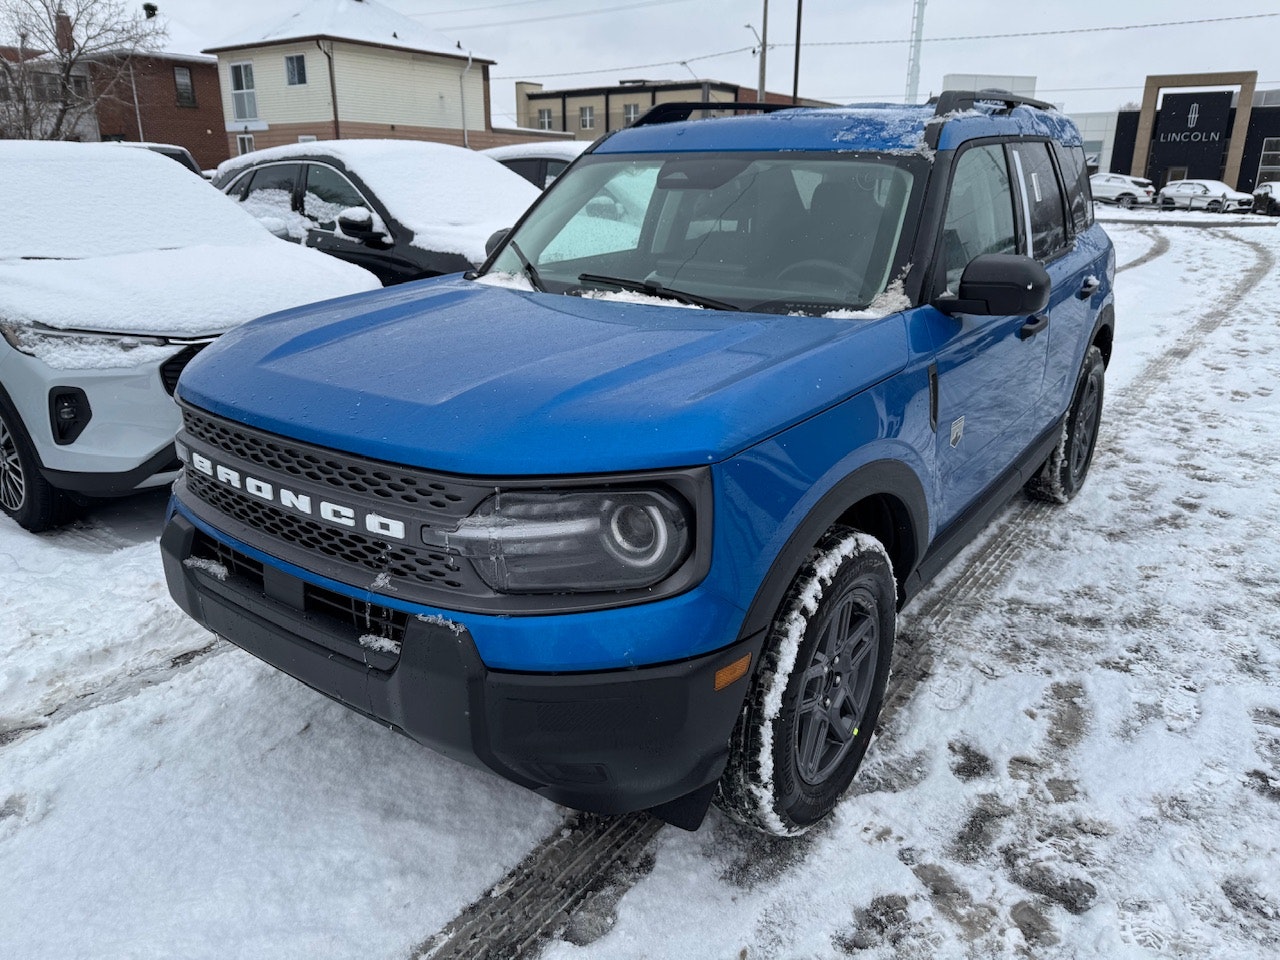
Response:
[0, 322, 211, 371]
[433, 488, 694, 593]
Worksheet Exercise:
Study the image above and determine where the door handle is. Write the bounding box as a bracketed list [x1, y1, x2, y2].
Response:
[1078, 277, 1101, 299]
[1020, 313, 1049, 340]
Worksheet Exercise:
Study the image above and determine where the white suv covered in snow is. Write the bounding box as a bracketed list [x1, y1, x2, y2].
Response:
[1157, 178, 1254, 213]
[0, 142, 379, 532]
[1089, 172, 1155, 207]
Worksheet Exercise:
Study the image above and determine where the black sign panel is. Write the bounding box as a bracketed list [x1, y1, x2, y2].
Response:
[1150, 91, 1232, 178]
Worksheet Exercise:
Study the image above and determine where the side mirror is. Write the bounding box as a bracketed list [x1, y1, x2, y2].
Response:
[485, 228, 510, 257]
[337, 206, 387, 244]
[933, 253, 1050, 316]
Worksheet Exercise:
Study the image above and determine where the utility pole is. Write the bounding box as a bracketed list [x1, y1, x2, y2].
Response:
[904, 0, 927, 104]
[757, 0, 768, 102]
[791, 0, 802, 104]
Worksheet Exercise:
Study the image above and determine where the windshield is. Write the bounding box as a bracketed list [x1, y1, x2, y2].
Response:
[485, 152, 922, 315]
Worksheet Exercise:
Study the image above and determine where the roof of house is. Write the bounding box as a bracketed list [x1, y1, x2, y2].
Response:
[203, 0, 491, 62]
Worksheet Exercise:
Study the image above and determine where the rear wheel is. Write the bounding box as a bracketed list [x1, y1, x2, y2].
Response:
[0, 397, 76, 532]
[1117, 194, 1135, 209]
[715, 527, 896, 835]
[1026, 345, 1105, 504]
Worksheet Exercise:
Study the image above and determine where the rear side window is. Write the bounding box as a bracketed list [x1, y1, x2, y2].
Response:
[1011, 142, 1067, 261]
[940, 144, 1017, 291]
[1053, 142, 1093, 233]
[243, 164, 301, 211]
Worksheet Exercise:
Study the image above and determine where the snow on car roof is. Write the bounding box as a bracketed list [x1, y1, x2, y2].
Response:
[204, 0, 486, 61]
[482, 141, 590, 163]
[215, 139, 541, 264]
[0, 141, 273, 261]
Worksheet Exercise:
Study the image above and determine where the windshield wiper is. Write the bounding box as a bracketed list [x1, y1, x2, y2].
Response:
[577, 273, 739, 311]
[509, 240, 546, 292]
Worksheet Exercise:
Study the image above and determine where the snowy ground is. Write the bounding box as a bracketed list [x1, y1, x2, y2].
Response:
[2, 220, 1279, 958]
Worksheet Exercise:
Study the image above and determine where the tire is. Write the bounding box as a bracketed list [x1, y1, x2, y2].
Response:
[715, 527, 896, 835]
[1117, 194, 1135, 209]
[1207, 200, 1222, 213]
[0, 395, 77, 532]
[1026, 345, 1105, 504]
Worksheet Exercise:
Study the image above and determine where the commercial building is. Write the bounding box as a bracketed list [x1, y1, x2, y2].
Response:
[515, 79, 830, 140]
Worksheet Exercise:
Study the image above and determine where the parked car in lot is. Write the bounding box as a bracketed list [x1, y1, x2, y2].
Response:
[1253, 181, 1280, 216]
[213, 140, 540, 286]
[163, 92, 1114, 836]
[1157, 178, 1254, 213]
[0, 141, 379, 532]
[1089, 172, 1154, 207]
[482, 140, 589, 189]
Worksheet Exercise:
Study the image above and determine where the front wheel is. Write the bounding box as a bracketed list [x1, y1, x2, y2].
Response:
[1026, 345, 1105, 504]
[715, 527, 896, 835]
[0, 396, 76, 532]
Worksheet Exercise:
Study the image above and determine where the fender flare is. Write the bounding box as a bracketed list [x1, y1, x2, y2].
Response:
[735, 459, 930, 644]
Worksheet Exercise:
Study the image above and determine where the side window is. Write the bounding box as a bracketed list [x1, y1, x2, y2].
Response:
[545, 159, 569, 186]
[240, 163, 309, 240]
[1053, 142, 1093, 232]
[500, 158, 543, 187]
[302, 164, 368, 231]
[940, 144, 1017, 291]
[1011, 142, 1068, 261]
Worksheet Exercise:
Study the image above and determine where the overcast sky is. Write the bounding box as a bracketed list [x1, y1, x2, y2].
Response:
[160, 0, 1279, 124]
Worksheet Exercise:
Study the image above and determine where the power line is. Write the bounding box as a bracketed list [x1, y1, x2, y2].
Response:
[493, 11, 1280, 81]
[419, 0, 696, 30]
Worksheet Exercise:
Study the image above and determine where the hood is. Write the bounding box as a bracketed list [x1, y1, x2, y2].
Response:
[0, 243, 379, 338]
[177, 278, 909, 474]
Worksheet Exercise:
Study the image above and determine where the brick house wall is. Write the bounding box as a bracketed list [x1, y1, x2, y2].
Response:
[94, 55, 229, 169]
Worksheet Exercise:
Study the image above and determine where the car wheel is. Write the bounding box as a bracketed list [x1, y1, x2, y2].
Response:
[1117, 194, 1135, 209]
[0, 396, 77, 532]
[1026, 345, 1105, 504]
[1207, 200, 1223, 213]
[1160, 197, 1176, 210]
[715, 526, 896, 835]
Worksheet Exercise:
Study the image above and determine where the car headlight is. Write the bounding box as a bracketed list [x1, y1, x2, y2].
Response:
[432, 488, 694, 593]
[0, 321, 212, 370]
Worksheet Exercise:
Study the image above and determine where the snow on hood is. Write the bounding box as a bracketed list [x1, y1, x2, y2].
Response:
[214, 140, 541, 265]
[0, 141, 274, 261]
[0, 243, 379, 338]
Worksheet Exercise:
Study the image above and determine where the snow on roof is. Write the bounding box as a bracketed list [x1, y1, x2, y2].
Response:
[215, 139, 540, 264]
[481, 141, 590, 163]
[0, 140, 271, 261]
[204, 0, 487, 61]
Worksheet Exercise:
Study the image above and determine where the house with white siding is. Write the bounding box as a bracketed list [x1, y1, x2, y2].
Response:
[203, 0, 551, 156]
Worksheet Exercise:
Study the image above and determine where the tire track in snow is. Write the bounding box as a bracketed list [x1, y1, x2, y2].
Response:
[0, 640, 224, 751]
[413, 228, 1274, 958]
[1115, 226, 1170, 274]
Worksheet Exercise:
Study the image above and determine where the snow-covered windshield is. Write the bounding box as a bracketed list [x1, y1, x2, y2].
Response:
[486, 152, 922, 315]
[0, 141, 273, 261]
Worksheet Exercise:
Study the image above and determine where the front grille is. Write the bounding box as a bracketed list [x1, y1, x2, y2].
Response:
[182, 408, 479, 515]
[187, 471, 468, 591]
[192, 530, 409, 649]
[160, 344, 210, 396]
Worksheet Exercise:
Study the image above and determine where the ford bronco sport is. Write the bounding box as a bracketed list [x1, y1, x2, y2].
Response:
[162, 91, 1114, 835]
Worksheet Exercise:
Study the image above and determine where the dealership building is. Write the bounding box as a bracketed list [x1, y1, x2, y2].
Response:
[1071, 71, 1280, 191]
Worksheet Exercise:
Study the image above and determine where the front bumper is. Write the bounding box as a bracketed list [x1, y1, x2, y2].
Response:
[161, 511, 763, 819]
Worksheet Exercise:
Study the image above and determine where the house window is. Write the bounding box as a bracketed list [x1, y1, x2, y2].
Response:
[230, 62, 257, 121]
[173, 66, 196, 107]
[537, 108, 553, 131]
[236, 133, 255, 155]
[285, 54, 307, 86]
[579, 105, 594, 130]
[1258, 137, 1280, 185]
[624, 103, 640, 124]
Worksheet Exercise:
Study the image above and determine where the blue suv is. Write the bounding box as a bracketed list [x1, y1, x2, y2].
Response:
[161, 92, 1114, 835]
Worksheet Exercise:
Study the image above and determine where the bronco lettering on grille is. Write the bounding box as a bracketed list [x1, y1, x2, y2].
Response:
[178, 442, 409, 541]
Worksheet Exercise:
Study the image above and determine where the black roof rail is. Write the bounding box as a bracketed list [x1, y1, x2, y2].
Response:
[630, 101, 795, 128]
[930, 89, 1057, 116]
